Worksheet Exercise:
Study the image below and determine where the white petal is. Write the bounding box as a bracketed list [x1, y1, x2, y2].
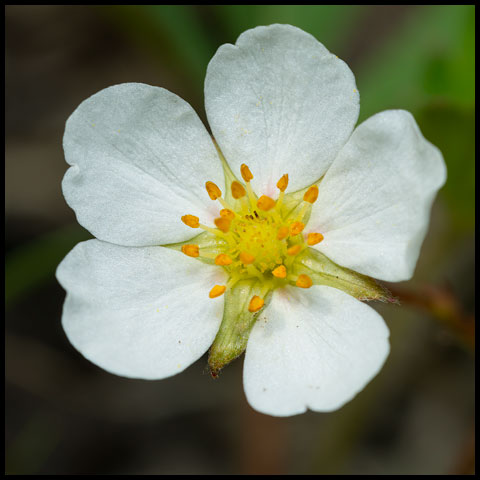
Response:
[63, 83, 224, 247]
[205, 24, 359, 195]
[309, 110, 446, 282]
[56, 240, 226, 379]
[243, 286, 389, 416]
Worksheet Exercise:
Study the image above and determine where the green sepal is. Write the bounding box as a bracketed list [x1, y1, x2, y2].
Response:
[163, 231, 226, 266]
[294, 248, 398, 303]
[208, 279, 268, 376]
[281, 184, 310, 218]
[279, 177, 323, 223]
[212, 136, 248, 206]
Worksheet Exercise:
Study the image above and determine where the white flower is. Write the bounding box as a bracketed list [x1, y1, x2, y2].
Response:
[56, 24, 446, 417]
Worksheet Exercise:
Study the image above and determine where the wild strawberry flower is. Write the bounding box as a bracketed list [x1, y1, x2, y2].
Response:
[56, 24, 446, 416]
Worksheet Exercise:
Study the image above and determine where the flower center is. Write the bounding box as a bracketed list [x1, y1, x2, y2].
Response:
[180, 164, 324, 313]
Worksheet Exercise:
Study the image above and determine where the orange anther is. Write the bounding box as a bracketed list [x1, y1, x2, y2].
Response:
[239, 251, 255, 264]
[248, 295, 264, 312]
[205, 181, 222, 200]
[272, 265, 287, 279]
[215, 254, 233, 266]
[276, 174, 289, 192]
[181, 215, 199, 228]
[209, 285, 227, 298]
[257, 195, 276, 211]
[290, 221, 305, 236]
[296, 274, 313, 289]
[240, 164, 253, 182]
[277, 226, 289, 240]
[220, 209, 235, 220]
[231, 181, 246, 199]
[214, 217, 231, 233]
[181, 244, 199, 257]
[287, 244, 302, 256]
[307, 233, 324, 246]
[303, 185, 319, 204]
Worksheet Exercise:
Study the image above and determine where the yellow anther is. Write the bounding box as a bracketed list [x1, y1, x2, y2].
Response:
[303, 185, 319, 204]
[181, 215, 199, 228]
[239, 251, 255, 265]
[231, 181, 246, 199]
[240, 164, 253, 182]
[277, 226, 289, 240]
[296, 274, 313, 289]
[307, 232, 324, 246]
[214, 217, 231, 233]
[272, 265, 287, 279]
[181, 244, 199, 257]
[220, 208, 235, 220]
[276, 174, 289, 192]
[257, 195, 276, 211]
[209, 285, 227, 298]
[205, 181, 222, 200]
[287, 244, 302, 256]
[290, 221, 305, 236]
[248, 295, 264, 312]
[215, 254, 233, 266]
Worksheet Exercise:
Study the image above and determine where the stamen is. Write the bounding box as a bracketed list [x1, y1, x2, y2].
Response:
[240, 165, 258, 209]
[275, 174, 289, 211]
[276, 174, 289, 192]
[239, 251, 255, 265]
[220, 209, 235, 220]
[307, 233, 324, 246]
[277, 226, 289, 240]
[181, 215, 199, 228]
[231, 181, 246, 199]
[304, 185, 319, 204]
[183, 171, 318, 303]
[272, 265, 287, 279]
[295, 185, 318, 221]
[290, 221, 305, 236]
[296, 274, 313, 289]
[205, 181, 222, 200]
[214, 217, 231, 233]
[209, 285, 226, 298]
[181, 244, 199, 257]
[287, 244, 302, 256]
[240, 164, 254, 182]
[248, 295, 264, 312]
[198, 223, 226, 238]
[257, 195, 276, 211]
[215, 254, 233, 266]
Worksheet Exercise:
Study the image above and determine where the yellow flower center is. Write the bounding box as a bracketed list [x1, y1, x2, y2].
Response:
[180, 164, 324, 313]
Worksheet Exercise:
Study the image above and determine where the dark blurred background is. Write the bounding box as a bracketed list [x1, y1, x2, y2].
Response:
[5, 5, 475, 475]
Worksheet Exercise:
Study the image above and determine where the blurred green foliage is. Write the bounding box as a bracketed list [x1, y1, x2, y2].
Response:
[6, 225, 91, 306]
[102, 5, 217, 85]
[355, 5, 475, 237]
[6, 5, 475, 307]
[214, 5, 363, 52]
[357, 5, 475, 117]
[418, 104, 475, 233]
